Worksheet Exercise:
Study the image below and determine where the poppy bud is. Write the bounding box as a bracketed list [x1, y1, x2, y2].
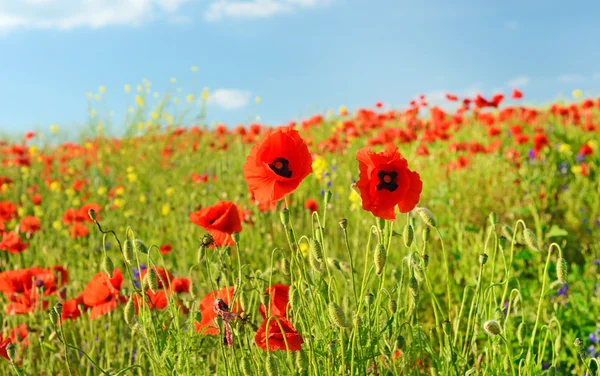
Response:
[516, 322, 526, 345]
[328, 301, 350, 328]
[310, 239, 323, 261]
[422, 227, 430, 243]
[124, 294, 135, 325]
[365, 293, 375, 306]
[488, 212, 497, 227]
[240, 358, 254, 376]
[197, 245, 207, 262]
[265, 354, 279, 376]
[403, 223, 414, 248]
[309, 252, 323, 273]
[324, 190, 332, 205]
[415, 207, 437, 228]
[289, 286, 301, 310]
[422, 254, 429, 268]
[494, 307, 504, 323]
[88, 209, 97, 222]
[232, 232, 240, 244]
[413, 264, 425, 282]
[53, 302, 63, 316]
[479, 253, 488, 266]
[6, 343, 16, 362]
[501, 224, 514, 241]
[123, 239, 134, 264]
[374, 244, 387, 275]
[557, 258, 567, 284]
[338, 218, 348, 230]
[388, 298, 397, 313]
[136, 239, 149, 254]
[145, 268, 158, 293]
[396, 335, 406, 350]
[554, 335, 562, 353]
[483, 320, 501, 336]
[280, 208, 290, 227]
[295, 351, 307, 373]
[101, 255, 114, 278]
[281, 257, 290, 275]
[328, 257, 341, 271]
[49, 309, 58, 325]
[523, 228, 539, 251]
[408, 276, 419, 297]
[288, 228, 297, 249]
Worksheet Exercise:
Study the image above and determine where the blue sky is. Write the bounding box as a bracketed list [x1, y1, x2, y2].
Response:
[1, 0, 600, 135]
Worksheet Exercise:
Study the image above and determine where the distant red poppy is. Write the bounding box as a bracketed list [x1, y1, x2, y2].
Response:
[259, 284, 290, 319]
[243, 127, 312, 205]
[445, 93, 458, 101]
[355, 146, 422, 220]
[81, 268, 125, 320]
[195, 286, 236, 335]
[69, 223, 89, 238]
[511, 89, 523, 99]
[160, 244, 172, 255]
[578, 143, 593, 157]
[532, 133, 549, 152]
[189, 201, 242, 247]
[0, 202, 17, 222]
[9, 324, 29, 347]
[416, 145, 429, 156]
[304, 198, 318, 214]
[61, 295, 86, 322]
[254, 316, 303, 352]
[0, 232, 28, 254]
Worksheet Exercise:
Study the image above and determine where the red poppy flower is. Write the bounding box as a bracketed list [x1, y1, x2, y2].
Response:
[254, 316, 303, 352]
[579, 144, 593, 157]
[6, 288, 48, 314]
[0, 232, 28, 254]
[304, 199, 318, 214]
[19, 216, 41, 235]
[69, 223, 89, 238]
[9, 324, 29, 347]
[0, 266, 68, 297]
[243, 127, 312, 205]
[355, 146, 422, 220]
[195, 286, 236, 335]
[82, 268, 125, 320]
[0, 202, 17, 222]
[259, 284, 290, 319]
[532, 133, 549, 152]
[511, 89, 523, 99]
[0, 336, 11, 361]
[61, 295, 86, 322]
[190, 201, 242, 247]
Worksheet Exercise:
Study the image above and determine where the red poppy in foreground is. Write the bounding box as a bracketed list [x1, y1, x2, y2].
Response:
[195, 286, 236, 335]
[81, 268, 125, 320]
[243, 127, 312, 205]
[254, 316, 303, 352]
[259, 284, 290, 318]
[355, 146, 422, 220]
[190, 201, 242, 247]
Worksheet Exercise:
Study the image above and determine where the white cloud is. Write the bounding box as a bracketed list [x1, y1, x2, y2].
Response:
[204, 0, 326, 21]
[506, 76, 529, 88]
[0, 0, 189, 32]
[557, 74, 585, 83]
[505, 20, 518, 30]
[207, 89, 252, 110]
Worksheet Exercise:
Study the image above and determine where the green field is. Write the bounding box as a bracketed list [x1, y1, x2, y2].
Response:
[0, 90, 599, 375]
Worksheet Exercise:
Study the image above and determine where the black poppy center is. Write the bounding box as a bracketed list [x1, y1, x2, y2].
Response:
[376, 170, 398, 192]
[269, 157, 292, 178]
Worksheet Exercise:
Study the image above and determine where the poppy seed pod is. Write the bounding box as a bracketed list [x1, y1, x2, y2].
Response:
[516, 322, 526, 345]
[88, 208, 97, 222]
[403, 223, 414, 248]
[365, 293, 375, 306]
[374, 244, 387, 275]
[483, 320, 502, 336]
[388, 298, 398, 313]
[309, 252, 323, 273]
[324, 190, 332, 205]
[557, 258, 567, 284]
[523, 228, 539, 251]
[415, 207, 437, 228]
[101, 255, 114, 278]
[53, 302, 63, 316]
[479, 253, 488, 266]
[338, 218, 348, 230]
[281, 257, 291, 276]
[328, 301, 350, 328]
[413, 264, 425, 282]
[48, 309, 58, 325]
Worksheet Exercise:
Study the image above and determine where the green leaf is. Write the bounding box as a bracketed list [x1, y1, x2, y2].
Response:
[546, 225, 568, 239]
